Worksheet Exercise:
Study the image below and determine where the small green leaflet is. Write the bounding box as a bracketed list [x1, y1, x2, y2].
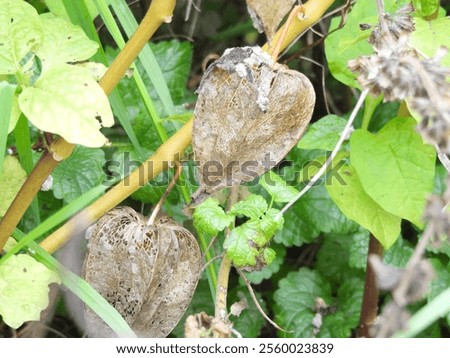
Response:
[0, 254, 61, 329]
[0, 0, 43, 75]
[326, 163, 401, 249]
[412, 0, 440, 18]
[229, 194, 268, 219]
[19, 64, 114, 147]
[244, 244, 286, 284]
[193, 198, 234, 237]
[260, 171, 299, 203]
[223, 225, 260, 267]
[0, 155, 27, 216]
[350, 117, 436, 228]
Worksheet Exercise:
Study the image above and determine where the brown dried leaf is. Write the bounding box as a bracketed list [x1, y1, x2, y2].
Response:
[83, 207, 202, 337]
[193, 46, 315, 199]
[246, 0, 296, 43]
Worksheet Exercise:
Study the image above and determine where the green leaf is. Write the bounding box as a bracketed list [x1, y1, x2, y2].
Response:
[229, 194, 268, 219]
[260, 171, 299, 203]
[0, 0, 43, 75]
[298, 115, 347, 151]
[0, 155, 26, 216]
[259, 208, 284, 240]
[224, 225, 260, 267]
[263, 247, 276, 265]
[324, 0, 410, 87]
[274, 202, 319, 246]
[326, 163, 401, 249]
[412, 0, 441, 19]
[52, 146, 106, 203]
[316, 232, 364, 286]
[0, 254, 60, 329]
[349, 229, 370, 270]
[409, 17, 450, 68]
[19, 64, 114, 147]
[384, 237, 414, 268]
[36, 13, 99, 70]
[319, 277, 364, 338]
[193, 198, 235, 236]
[350, 117, 436, 228]
[229, 287, 267, 338]
[149, 40, 193, 105]
[274, 268, 332, 337]
[243, 244, 286, 284]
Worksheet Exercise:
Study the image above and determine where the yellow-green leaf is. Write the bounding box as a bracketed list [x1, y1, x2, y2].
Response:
[0, 254, 61, 329]
[0, 155, 26, 216]
[326, 164, 401, 249]
[19, 64, 114, 147]
[0, 0, 43, 75]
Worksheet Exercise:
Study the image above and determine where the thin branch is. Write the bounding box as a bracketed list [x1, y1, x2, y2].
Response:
[280, 89, 369, 216]
[237, 269, 289, 333]
[147, 162, 182, 225]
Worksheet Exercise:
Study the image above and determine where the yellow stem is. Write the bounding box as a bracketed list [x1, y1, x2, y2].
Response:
[262, 0, 335, 55]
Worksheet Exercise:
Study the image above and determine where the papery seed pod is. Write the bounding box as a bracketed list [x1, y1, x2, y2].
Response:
[192, 46, 315, 200]
[83, 207, 202, 337]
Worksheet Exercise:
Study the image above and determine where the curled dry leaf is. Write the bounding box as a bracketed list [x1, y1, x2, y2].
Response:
[184, 312, 232, 338]
[82, 207, 202, 337]
[193, 46, 315, 200]
[246, 0, 296, 44]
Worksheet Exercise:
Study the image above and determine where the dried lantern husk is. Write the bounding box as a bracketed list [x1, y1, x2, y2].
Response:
[246, 0, 296, 43]
[82, 207, 202, 337]
[192, 46, 315, 200]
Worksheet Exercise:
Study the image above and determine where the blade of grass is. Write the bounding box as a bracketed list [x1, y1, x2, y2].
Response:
[92, 0, 168, 143]
[394, 288, 450, 338]
[13, 114, 41, 225]
[110, 0, 176, 116]
[62, 0, 145, 158]
[11, 229, 136, 338]
[0, 82, 16, 172]
[0, 184, 105, 265]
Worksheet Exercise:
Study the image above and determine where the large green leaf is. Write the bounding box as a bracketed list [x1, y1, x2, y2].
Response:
[274, 268, 332, 337]
[0, 155, 26, 216]
[0, 254, 60, 329]
[409, 17, 450, 68]
[19, 64, 114, 147]
[0, 0, 43, 75]
[350, 117, 436, 228]
[36, 13, 98, 70]
[324, 0, 410, 88]
[326, 163, 401, 249]
[52, 146, 106, 203]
